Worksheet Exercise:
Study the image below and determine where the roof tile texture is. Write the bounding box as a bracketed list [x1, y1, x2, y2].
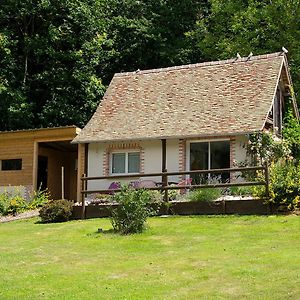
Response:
[74, 53, 284, 143]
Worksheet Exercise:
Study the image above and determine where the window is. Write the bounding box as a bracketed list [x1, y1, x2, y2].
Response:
[111, 151, 140, 174]
[189, 141, 230, 183]
[1, 159, 22, 171]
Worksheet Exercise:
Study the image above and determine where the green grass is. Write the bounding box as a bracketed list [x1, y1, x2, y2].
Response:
[0, 215, 300, 299]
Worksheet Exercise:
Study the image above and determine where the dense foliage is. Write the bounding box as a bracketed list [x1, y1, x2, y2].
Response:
[1, 0, 299, 130]
[244, 123, 300, 210]
[39, 199, 73, 223]
[111, 186, 155, 234]
[268, 162, 300, 210]
[0, 187, 50, 216]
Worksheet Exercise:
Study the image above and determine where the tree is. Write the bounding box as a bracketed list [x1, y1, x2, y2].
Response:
[0, 0, 107, 130]
[186, 0, 300, 101]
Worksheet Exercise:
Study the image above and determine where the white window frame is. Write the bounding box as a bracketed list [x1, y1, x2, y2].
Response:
[186, 139, 230, 171]
[110, 150, 140, 175]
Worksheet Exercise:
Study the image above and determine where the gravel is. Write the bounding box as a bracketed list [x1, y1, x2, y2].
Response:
[0, 210, 39, 223]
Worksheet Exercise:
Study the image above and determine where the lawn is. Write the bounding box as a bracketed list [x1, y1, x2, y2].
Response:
[0, 215, 299, 299]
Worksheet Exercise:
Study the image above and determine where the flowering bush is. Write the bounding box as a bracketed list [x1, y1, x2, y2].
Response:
[0, 187, 51, 216]
[268, 162, 300, 211]
[246, 131, 292, 165]
[0, 189, 27, 216]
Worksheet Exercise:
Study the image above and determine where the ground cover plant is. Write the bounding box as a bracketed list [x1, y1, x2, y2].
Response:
[188, 188, 221, 202]
[0, 215, 299, 299]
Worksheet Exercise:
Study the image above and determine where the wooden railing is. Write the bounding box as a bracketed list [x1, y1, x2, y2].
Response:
[79, 165, 269, 219]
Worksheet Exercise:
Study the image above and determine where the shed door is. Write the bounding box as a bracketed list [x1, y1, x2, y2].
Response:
[37, 156, 48, 190]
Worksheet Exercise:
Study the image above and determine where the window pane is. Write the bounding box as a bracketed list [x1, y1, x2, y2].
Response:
[190, 142, 208, 170]
[210, 141, 230, 182]
[190, 142, 208, 184]
[128, 152, 140, 173]
[112, 153, 125, 174]
[1, 159, 22, 171]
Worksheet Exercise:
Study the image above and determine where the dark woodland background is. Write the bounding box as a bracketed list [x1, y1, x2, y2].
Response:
[1, 0, 299, 131]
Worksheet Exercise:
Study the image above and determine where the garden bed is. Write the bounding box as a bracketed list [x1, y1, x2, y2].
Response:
[73, 198, 271, 219]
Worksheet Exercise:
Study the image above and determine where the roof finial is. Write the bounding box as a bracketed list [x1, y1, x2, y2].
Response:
[135, 69, 141, 73]
[236, 53, 242, 59]
[281, 46, 288, 54]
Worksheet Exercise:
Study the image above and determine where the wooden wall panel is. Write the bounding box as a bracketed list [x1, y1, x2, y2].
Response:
[0, 139, 34, 186]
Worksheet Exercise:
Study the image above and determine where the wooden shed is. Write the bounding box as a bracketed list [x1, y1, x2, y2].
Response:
[0, 126, 82, 201]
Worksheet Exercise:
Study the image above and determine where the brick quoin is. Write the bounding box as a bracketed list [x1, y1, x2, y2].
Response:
[103, 142, 145, 176]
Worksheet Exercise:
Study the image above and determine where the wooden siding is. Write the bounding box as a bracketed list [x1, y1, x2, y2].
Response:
[0, 139, 34, 186]
[0, 127, 80, 200]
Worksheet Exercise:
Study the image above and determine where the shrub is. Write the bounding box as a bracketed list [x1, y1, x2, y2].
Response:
[188, 188, 221, 202]
[268, 162, 300, 211]
[0, 192, 10, 215]
[39, 199, 73, 223]
[28, 188, 50, 209]
[168, 186, 179, 201]
[111, 186, 155, 234]
[6, 196, 28, 215]
[0, 189, 28, 216]
[246, 131, 291, 165]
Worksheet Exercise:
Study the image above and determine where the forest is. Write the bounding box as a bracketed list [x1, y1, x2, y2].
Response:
[1, 0, 300, 131]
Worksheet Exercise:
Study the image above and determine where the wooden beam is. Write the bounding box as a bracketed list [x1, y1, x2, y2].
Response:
[161, 139, 168, 202]
[84, 143, 89, 175]
[81, 166, 265, 181]
[32, 141, 38, 191]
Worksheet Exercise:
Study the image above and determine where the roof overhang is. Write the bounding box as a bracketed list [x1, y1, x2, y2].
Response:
[73, 130, 260, 144]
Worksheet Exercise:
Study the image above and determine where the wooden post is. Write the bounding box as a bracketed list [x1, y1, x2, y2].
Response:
[76, 143, 86, 218]
[76, 144, 84, 202]
[264, 163, 270, 198]
[81, 173, 86, 219]
[161, 139, 168, 202]
[32, 141, 38, 191]
[61, 166, 65, 199]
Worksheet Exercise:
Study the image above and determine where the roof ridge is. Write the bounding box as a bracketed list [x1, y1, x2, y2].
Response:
[115, 52, 284, 77]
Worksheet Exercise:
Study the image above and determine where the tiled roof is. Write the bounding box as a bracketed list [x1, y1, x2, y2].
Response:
[74, 52, 286, 143]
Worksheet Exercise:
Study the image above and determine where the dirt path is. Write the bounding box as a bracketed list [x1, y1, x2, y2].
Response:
[0, 210, 39, 223]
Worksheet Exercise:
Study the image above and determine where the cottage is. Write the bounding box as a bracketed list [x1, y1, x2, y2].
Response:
[73, 52, 299, 201]
[0, 126, 81, 200]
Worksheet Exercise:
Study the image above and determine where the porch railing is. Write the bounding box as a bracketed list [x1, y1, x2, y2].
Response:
[79, 165, 269, 219]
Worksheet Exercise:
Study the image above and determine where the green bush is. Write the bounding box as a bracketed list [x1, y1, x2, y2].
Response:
[28, 188, 50, 209]
[6, 196, 28, 215]
[0, 192, 9, 215]
[111, 186, 155, 234]
[268, 162, 300, 211]
[39, 199, 73, 223]
[188, 188, 221, 202]
[0, 190, 28, 216]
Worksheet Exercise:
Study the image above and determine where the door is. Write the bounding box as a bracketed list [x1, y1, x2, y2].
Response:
[189, 141, 230, 183]
[37, 156, 48, 190]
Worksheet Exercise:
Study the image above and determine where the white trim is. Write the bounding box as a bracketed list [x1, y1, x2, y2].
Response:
[109, 150, 140, 175]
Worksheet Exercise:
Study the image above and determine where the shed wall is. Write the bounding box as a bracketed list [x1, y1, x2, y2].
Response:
[0, 138, 34, 198]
